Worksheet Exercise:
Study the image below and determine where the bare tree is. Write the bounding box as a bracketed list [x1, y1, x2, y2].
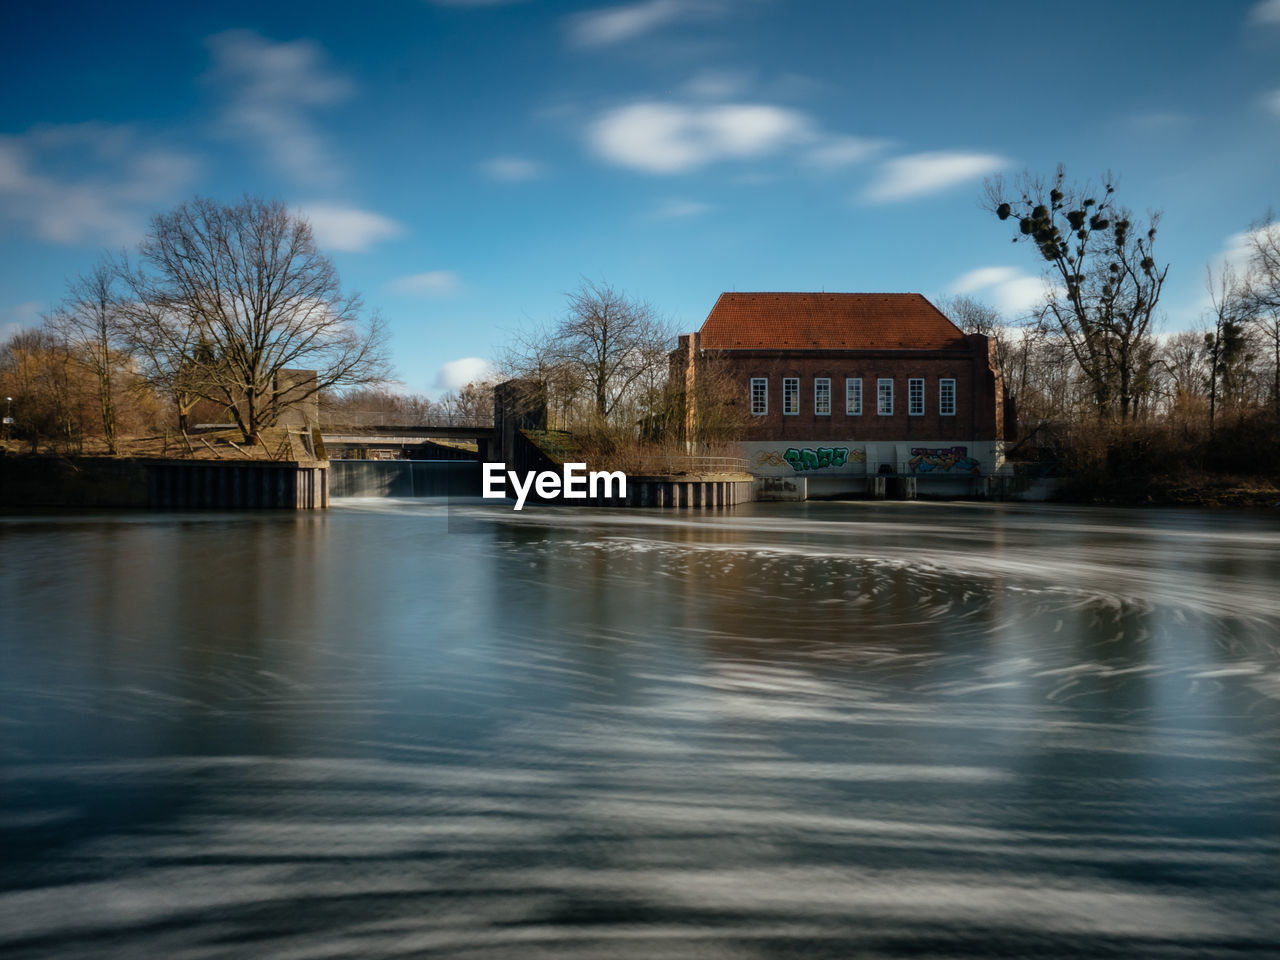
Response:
[1157, 330, 1206, 411]
[498, 319, 584, 431]
[0, 329, 92, 453]
[46, 261, 127, 453]
[986, 166, 1168, 420]
[119, 196, 389, 443]
[1243, 217, 1280, 417]
[552, 280, 673, 425]
[1202, 263, 1250, 437]
[439, 380, 494, 427]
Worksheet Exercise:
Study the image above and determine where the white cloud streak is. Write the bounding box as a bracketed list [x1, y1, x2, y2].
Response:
[569, 0, 689, 46]
[482, 156, 542, 181]
[391, 270, 462, 295]
[206, 30, 352, 186]
[864, 151, 1007, 203]
[436, 357, 493, 393]
[0, 123, 197, 245]
[1249, 0, 1280, 22]
[298, 203, 404, 253]
[589, 101, 812, 174]
[950, 266, 1054, 316]
[1265, 89, 1280, 116]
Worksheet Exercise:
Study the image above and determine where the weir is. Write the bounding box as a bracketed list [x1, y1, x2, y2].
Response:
[329, 459, 481, 498]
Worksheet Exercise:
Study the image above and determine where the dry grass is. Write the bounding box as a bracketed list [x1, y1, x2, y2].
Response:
[0, 427, 310, 462]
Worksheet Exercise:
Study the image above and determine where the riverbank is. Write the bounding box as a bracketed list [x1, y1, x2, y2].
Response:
[1059, 468, 1280, 508]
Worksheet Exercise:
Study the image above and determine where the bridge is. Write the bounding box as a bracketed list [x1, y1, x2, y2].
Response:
[319, 414, 496, 459]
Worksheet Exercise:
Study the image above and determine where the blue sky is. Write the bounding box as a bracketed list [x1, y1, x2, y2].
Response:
[3, 0, 1279, 394]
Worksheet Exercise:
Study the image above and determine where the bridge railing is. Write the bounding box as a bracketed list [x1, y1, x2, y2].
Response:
[319, 410, 494, 430]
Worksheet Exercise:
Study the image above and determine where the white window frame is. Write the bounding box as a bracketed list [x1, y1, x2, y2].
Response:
[846, 377, 862, 415]
[940, 378, 956, 416]
[783, 377, 799, 415]
[877, 378, 894, 416]
[908, 378, 924, 416]
[750, 377, 768, 416]
[814, 377, 831, 416]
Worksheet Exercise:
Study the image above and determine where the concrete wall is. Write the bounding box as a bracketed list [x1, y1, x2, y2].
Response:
[740, 438, 1006, 478]
[0, 456, 328, 509]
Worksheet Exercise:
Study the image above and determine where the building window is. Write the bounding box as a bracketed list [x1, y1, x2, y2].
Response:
[940, 378, 956, 416]
[814, 378, 831, 415]
[909, 378, 924, 416]
[846, 377, 862, 416]
[877, 378, 894, 416]
[783, 377, 799, 415]
[750, 377, 768, 416]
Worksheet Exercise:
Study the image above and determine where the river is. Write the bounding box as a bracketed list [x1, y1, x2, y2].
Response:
[2, 499, 1279, 958]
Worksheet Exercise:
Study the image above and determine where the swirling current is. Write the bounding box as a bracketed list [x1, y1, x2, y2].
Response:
[1, 499, 1279, 958]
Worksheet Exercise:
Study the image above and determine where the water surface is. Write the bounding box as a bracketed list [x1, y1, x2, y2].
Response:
[2, 500, 1279, 958]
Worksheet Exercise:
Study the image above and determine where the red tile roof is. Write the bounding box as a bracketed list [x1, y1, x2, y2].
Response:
[697, 293, 968, 351]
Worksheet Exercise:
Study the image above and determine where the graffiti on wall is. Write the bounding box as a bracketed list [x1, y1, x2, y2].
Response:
[755, 447, 867, 473]
[909, 446, 981, 475]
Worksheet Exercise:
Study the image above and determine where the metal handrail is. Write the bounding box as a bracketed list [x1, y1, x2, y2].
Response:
[626, 455, 753, 476]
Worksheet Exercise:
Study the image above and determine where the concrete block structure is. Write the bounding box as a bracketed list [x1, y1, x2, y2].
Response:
[671, 292, 1010, 497]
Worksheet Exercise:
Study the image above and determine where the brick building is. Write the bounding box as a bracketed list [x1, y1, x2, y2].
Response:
[671, 292, 1009, 495]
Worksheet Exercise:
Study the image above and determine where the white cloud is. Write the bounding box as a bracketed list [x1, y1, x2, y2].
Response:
[1265, 89, 1280, 116]
[864, 151, 1008, 203]
[589, 101, 812, 174]
[298, 203, 403, 252]
[1215, 225, 1274, 275]
[0, 123, 198, 245]
[391, 270, 462, 295]
[482, 155, 542, 181]
[206, 30, 352, 186]
[805, 135, 889, 168]
[435, 357, 493, 393]
[950, 266, 1054, 316]
[652, 198, 713, 219]
[1249, 0, 1280, 22]
[569, 0, 687, 46]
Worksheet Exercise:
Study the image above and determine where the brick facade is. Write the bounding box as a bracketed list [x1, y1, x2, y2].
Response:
[671, 293, 1008, 484]
[719, 339, 1003, 444]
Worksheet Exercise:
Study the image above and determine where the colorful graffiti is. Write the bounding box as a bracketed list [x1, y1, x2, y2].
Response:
[909, 446, 981, 475]
[754, 447, 866, 472]
[785, 447, 847, 472]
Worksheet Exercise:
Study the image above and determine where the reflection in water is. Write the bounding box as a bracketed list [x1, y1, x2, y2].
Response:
[1, 500, 1279, 958]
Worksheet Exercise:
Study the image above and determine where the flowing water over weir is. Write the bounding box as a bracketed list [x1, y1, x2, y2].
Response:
[2, 500, 1279, 958]
[328, 459, 481, 497]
